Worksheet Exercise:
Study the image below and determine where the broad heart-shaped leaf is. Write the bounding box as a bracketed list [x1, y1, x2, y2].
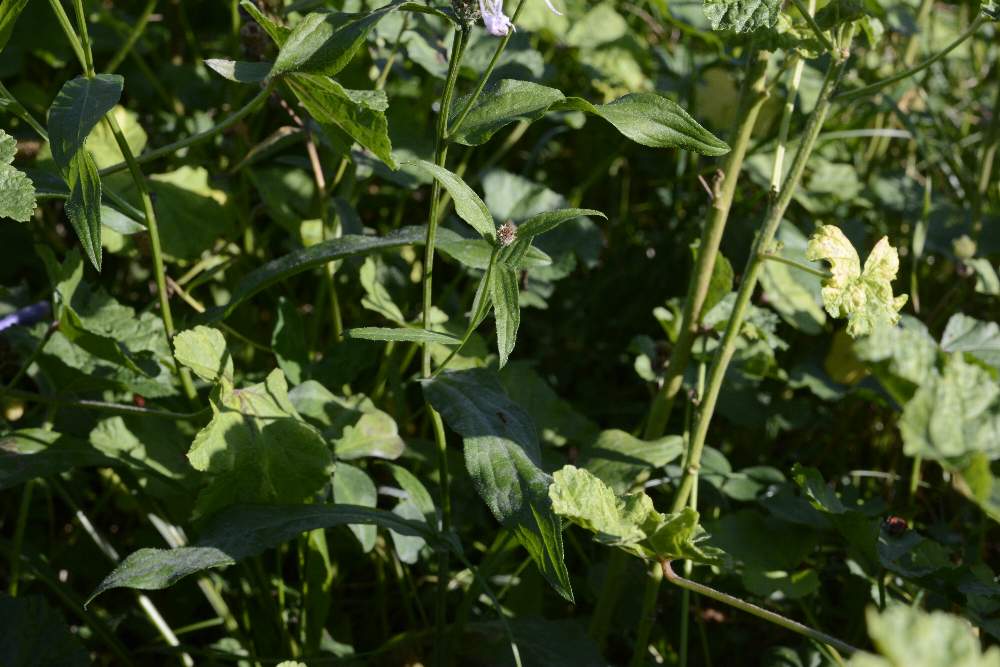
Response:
[47, 74, 123, 170]
[703, 0, 781, 32]
[64, 149, 103, 270]
[516, 208, 607, 241]
[173, 325, 233, 384]
[285, 73, 395, 168]
[423, 369, 574, 602]
[0, 129, 36, 221]
[805, 225, 908, 338]
[88, 503, 438, 603]
[205, 58, 272, 83]
[405, 160, 496, 240]
[448, 79, 568, 147]
[490, 264, 521, 368]
[0, 595, 89, 667]
[345, 327, 462, 345]
[187, 369, 334, 517]
[848, 605, 1000, 667]
[899, 353, 1000, 464]
[941, 313, 1000, 372]
[557, 93, 730, 156]
[549, 466, 726, 564]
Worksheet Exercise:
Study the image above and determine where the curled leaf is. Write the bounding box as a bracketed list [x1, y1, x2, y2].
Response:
[805, 225, 907, 337]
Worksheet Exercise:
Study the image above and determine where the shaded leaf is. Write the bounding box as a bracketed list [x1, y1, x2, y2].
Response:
[0, 129, 35, 221]
[449, 79, 567, 146]
[490, 264, 520, 368]
[47, 74, 123, 170]
[579, 430, 684, 494]
[0, 429, 117, 490]
[941, 314, 1000, 371]
[406, 160, 495, 240]
[272, 297, 309, 385]
[0, 596, 88, 667]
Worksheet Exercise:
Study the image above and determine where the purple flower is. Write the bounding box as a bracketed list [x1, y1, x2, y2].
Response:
[0, 301, 51, 333]
[478, 0, 562, 37]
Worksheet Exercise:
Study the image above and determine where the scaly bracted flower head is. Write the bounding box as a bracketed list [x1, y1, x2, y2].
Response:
[478, 0, 562, 37]
[805, 225, 908, 338]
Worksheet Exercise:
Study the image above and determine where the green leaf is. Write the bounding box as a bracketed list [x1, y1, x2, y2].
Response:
[0, 595, 89, 667]
[199, 226, 433, 322]
[805, 225, 908, 338]
[89, 503, 438, 602]
[498, 361, 601, 448]
[941, 314, 1000, 371]
[854, 315, 938, 395]
[423, 368, 574, 602]
[438, 236, 552, 270]
[384, 462, 436, 524]
[187, 369, 334, 516]
[758, 222, 826, 334]
[899, 353, 1000, 464]
[148, 165, 235, 261]
[272, 297, 309, 385]
[173, 325, 233, 384]
[703, 0, 781, 32]
[205, 58, 273, 83]
[490, 264, 520, 368]
[558, 93, 730, 156]
[345, 327, 462, 345]
[240, 0, 291, 45]
[332, 463, 378, 552]
[693, 240, 735, 316]
[0, 429, 117, 490]
[89, 417, 196, 500]
[448, 79, 567, 146]
[285, 73, 395, 168]
[549, 465, 726, 564]
[0, 0, 28, 52]
[272, 7, 398, 78]
[579, 430, 684, 494]
[64, 149, 103, 270]
[47, 74, 123, 170]
[0, 129, 35, 222]
[516, 208, 607, 241]
[848, 605, 1000, 667]
[406, 160, 495, 240]
[289, 380, 405, 461]
[359, 257, 406, 324]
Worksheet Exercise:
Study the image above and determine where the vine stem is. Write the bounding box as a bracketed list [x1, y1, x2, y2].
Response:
[660, 560, 860, 656]
[671, 27, 856, 515]
[758, 252, 831, 279]
[644, 49, 770, 439]
[833, 14, 987, 103]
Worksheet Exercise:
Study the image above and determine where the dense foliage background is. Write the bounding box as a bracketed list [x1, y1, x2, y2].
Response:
[0, 0, 999, 665]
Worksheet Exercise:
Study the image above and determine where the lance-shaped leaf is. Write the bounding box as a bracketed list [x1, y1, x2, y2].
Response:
[549, 465, 726, 564]
[345, 327, 462, 345]
[88, 503, 438, 602]
[205, 59, 273, 83]
[490, 264, 520, 368]
[0, 129, 35, 221]
[0, 0, 28, 52]
[703, 0, 782, 32]
[285, 73, 395, 168]
[406, 160, 495, 240]
[516, 208, 606, 241]
[423, 369, 574, 602]
[47, 75, 123, 270]
[240, 0, 290, 45]
[557, 93, 730, 156]
[449, 79, 568, 146]
[805, 225, 908, 338]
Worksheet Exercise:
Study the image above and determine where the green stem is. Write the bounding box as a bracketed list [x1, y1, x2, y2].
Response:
[8, 480, 34, 596]
[834, 15, 986, 103]
[0, 386, 208, 419]
[662, 560, 858, 655]
[644, 50, 770, 439]
[0, 81, 49, 139]
[71, 0, 95, 76]
[99, 83, 275, 177]
[628, 561, 664, 667]
[790, 0, 834, 53]
[671, 31, 854, 514]
[45, 0, 87, 70]
[105, 0, 157, 73]
[758, 252, 831, 279]
[446, 0, 527, 139]
[431, 248, 499, 378]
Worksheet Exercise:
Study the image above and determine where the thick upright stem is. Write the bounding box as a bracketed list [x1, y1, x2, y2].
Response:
[644, 51, 770, 439]
[671, 37, 854, 514]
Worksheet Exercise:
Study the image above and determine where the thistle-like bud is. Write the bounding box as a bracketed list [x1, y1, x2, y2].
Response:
[498, 221, 518, 247]
[451, 0, 481, 27]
